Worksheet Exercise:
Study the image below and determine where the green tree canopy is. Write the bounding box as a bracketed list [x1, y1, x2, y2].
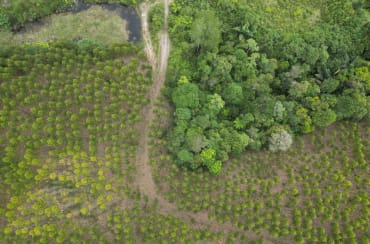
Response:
[311, 108, 337, 128]
[171, 82, 200, 109]
[222, 82, 243, 105]
[185, 127, 208, 153]
[190, 10, 222, 51]
[177, 149, 194, 166]
[335, 93, 368, 120]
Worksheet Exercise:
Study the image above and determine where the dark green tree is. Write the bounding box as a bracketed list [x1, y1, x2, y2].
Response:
[171, 82, 200, 109]
[222, 82, 243, 105]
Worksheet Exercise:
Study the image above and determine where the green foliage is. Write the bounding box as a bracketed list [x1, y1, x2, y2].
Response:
[0, 41, 153, 242]
[176, 149, 193, 166]
[321, 78, 340, 93]
[1, 0, 73, 30]
[289, 81, 310, 99]
[171, 82, 200, 109]
[335, 94, 368, 120]
[185, 127, 208, 153]
[152, 91, 370, 243]
[167, 0, 369, 173]
[208, 160, 222, 175]
[273, 101, 286, 122]
[190, 10, 221, 51]
[149, 3, 164, 37]
[199, 148, 216, 167]
[311, 108, 337, 127]
[206, 93, 225, 116]
[0, 11, 10, 31]
[77, 38, 104, 52]
[222, 82, 243, 105]
[174, 108, 192, 121]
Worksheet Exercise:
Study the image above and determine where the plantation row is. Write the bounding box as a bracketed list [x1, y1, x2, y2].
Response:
[0, 40, 231, 243]
[150, 94, 370, 243]
[0, 41, 145, 242]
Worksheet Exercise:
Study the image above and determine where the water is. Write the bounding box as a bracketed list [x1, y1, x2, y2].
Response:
[100, 3, 141, 43]
[71, 0, 141, 43]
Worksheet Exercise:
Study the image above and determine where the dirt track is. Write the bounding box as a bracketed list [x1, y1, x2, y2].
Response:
[136, 0, 170, 204]
[135, 0, 258, 238]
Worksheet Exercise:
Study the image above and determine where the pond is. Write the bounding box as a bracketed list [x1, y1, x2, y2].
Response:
[71, 0, 141, 43]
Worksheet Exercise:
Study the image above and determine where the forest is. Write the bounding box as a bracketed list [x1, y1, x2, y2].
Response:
[0, 0, 369, 243]
[166, 0, 370, 173]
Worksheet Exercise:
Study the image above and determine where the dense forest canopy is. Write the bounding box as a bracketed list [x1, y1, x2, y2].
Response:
[166, 0, 370, 174]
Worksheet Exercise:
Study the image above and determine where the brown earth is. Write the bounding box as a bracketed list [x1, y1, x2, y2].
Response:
[135, 0, 254, 239]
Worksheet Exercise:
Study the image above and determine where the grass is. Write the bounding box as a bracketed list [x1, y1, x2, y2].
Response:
[2, 6, 128, 46]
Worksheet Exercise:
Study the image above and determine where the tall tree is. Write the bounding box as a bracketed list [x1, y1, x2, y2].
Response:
[190, 10, 221, 51]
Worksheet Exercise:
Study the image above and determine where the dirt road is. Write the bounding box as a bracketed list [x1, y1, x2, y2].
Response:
[136, 0, 170, 204]
[135, 0, 256, 238]
[136, 0, 170, 200]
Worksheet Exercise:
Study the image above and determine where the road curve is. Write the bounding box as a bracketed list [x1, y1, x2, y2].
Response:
[135, 0, 260, 239]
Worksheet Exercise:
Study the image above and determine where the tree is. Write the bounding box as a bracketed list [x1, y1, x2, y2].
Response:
[311, 108, 337, 127]
[335, 93, 368, 120]
[321, 78, 340, 93]
[222, 82, 243, 105]
[259, 55, 278, 74]
[174, 108, 192, 121]
[177, 149, 194, 166]
[246, 127, 262, 150]
[192, 115, 211, 130]
[273, 101, 286, 122]
[268, 128, 293, 152]
[209, 55, 233, 84]
[233, 133, 250, 154]
[185, 127, 208, 153]
[220, 128, 250, 155]
[288, 81, 310, 99]
[199, 148, 216, 167]
[205, 93, 225, 116]
[236, 113, 254, 130]
[171, 82, 200, 109]
[199, 148, 222, 175]
[246, 38, 259, 53]
[291, 106, 313, 133]
[190, 10, 221, 51]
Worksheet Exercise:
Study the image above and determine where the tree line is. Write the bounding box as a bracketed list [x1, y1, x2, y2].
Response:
[166, 0, 370, 174]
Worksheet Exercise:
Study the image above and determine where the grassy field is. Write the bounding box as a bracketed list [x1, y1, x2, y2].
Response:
[0, 6, 129, 47]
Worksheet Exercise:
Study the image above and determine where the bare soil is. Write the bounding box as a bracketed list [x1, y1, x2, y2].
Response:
[135, 0, 251, 236]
